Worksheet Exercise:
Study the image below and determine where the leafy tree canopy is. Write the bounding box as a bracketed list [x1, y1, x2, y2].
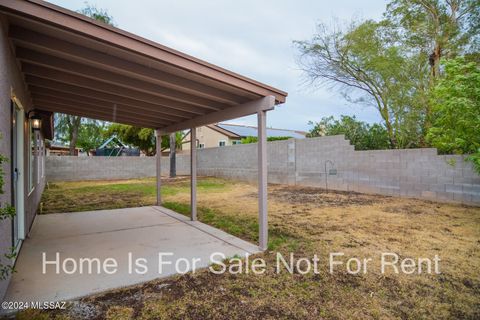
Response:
[385, 0, 479, 76]
[427, 57, 480, 172]
[105, 124, 185, 156]
[308, 115, 390, 150]
[54, 115, 107, 154]
[77, 121, 108, 155]
[78, 2, 115, 26]
[240, 136, 292, 144]
[296, 0, 479, 150]
[295, 19, 427, 148]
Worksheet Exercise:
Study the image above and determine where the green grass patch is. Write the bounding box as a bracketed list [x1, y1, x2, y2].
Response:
[71, 183, 178, 196]
[41, 177, 229, 214]
[162, 201, 299, 250]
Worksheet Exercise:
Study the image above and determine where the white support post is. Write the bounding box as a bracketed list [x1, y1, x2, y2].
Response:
[155, 130, 162, 206]
[190, 127, 197, 221]
[257, 110, 268, 250]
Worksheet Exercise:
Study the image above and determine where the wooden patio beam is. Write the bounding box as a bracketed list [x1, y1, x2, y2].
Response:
[35, 102, 163, 128]
[159, 96, 276, 133]
[16, 47, 230, 110]
[10, 26, 249, 104]
[26, 76, 198, 119]
[33, 95, 172, 125]
[30, 89, 185, 122]
[22, 64, 212, 115]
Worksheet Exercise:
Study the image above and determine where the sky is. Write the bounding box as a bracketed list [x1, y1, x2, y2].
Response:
[48, 0, 388, 131]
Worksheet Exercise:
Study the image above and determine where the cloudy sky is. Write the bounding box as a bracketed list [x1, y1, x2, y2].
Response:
[48, 0, 387, 131]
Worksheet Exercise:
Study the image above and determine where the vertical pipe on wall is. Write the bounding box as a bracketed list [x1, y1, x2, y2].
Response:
[155, 130, 162, 206]
[190, 128, 197, 221]
[257, 110, 268, 250]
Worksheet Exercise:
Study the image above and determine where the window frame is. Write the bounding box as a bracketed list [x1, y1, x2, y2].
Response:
[27, 120, 35, 194]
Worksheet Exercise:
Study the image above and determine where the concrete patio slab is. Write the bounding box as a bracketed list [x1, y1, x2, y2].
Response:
[4, 206, 260, 306]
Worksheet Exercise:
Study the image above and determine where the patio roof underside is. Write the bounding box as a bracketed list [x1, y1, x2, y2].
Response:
[1, 0, 287, 132]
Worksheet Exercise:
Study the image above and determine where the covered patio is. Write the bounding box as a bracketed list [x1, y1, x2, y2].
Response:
[1, 0, 287, 247]
[5, 206, 260, 303]
[0, 0, 287, 304]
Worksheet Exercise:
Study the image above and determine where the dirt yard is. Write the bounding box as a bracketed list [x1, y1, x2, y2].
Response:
[15, 177, 480, 319]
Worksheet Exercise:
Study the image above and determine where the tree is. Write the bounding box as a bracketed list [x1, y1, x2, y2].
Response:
[55, 4, 116, 155]
[295, 20, 426, 148]
[308, 115, 390, 150]
[295, 1, 479, 149]
[54, 115, 106, 155]
[105, 125, 156, 156]
[385, 0, 480, 135]
[385, 0, 480, 79]
[78, 3, 116, 25]
[106, 124, 184, 155]
[427, 58, 480, 172]
[76, 120, 108, 155]
[54, 114, 82, 155]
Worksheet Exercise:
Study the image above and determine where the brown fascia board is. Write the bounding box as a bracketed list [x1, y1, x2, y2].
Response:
[0, 0, 287, 103]
[160, 96, 275, 133]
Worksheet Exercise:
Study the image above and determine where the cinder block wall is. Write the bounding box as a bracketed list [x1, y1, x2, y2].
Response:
[45, 156, 190, 181]
[45, 136, 480, 205]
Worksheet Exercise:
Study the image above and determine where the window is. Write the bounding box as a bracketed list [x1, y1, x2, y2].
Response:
[232, 140, 241, 145]
[218, 140, 226, 147]
[198, 143, 205, 149]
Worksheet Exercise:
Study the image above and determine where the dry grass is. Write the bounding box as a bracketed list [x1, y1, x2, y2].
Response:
[17, 177, 480, 319]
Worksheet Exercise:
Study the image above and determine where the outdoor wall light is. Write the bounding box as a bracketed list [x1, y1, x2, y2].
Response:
[31, 115, 42, 131]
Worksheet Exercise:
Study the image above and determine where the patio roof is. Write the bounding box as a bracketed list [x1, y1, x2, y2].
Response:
[1, 0, 284, 252]
[0, 0, 287, 132]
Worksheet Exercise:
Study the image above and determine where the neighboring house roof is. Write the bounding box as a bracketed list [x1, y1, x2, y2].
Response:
[204, 124, 240, 138]
[214, 123, 307, 139]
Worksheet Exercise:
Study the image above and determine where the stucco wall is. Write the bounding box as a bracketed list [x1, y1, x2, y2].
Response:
[183, 126, 238, 150]
[0, 19, 47, 300]
[46, 136, 480, 206]
[0, 18, 13, 303]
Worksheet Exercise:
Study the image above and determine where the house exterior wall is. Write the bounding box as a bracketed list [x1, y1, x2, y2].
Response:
[183, 126, 239, 150]
[0, 19, 47, 300]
